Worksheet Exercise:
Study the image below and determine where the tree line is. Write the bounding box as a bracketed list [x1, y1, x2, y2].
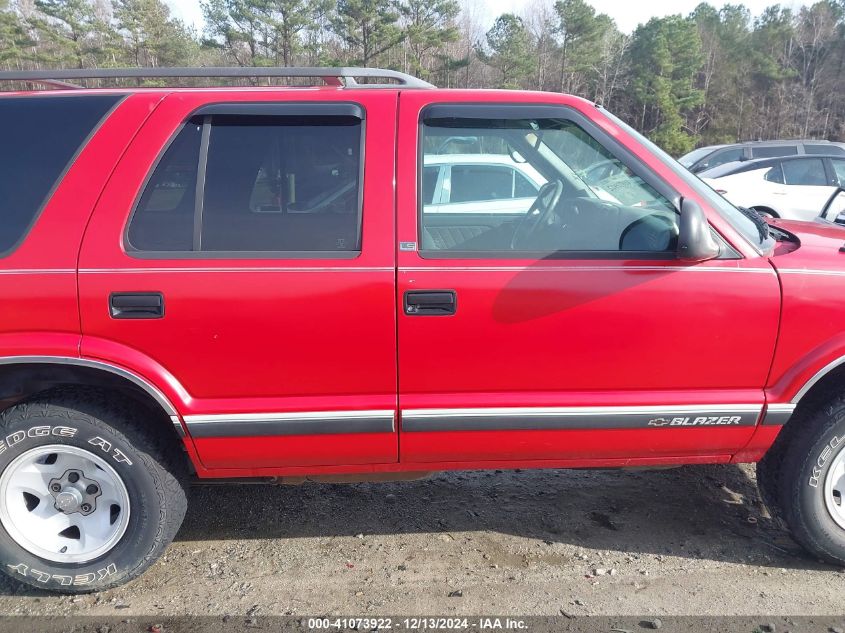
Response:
[1, 0, 844, 155]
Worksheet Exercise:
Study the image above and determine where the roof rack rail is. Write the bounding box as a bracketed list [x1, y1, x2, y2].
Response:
[0, 66, 436, 90]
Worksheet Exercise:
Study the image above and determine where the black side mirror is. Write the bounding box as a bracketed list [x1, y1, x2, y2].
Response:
[677, 198, 720, 262]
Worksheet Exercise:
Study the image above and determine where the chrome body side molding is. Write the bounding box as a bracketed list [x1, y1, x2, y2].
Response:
[761, 403, 796, 426]
[184, 410, 396, 438]
[400, 405, 762, 432]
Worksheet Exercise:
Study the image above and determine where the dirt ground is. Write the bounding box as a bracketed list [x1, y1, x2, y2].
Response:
[1, 463, 845, 624]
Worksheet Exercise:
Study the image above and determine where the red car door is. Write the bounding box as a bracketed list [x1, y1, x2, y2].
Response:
[79, 90, 398, 473]
[396, 91, 781, 467]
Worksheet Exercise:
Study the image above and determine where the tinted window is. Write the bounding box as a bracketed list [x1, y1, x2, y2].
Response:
[679, 146, 717, 168]
[805, 144, 845, 156]
[514, 171, 538, 197]
[420, 113, 677, 255]
[128, 121, 200, 251]
[832, 159, 845, 185]
[129, 113, 363, 254]
[700, 148, 743, 170]
[782, 158, 827, 186]
[752, 145, 798, 158]
[0, 95, 119, 254]
[422, 167, 439, 204]
[450, 165, 516, 202]
[764, 163, 784, 184]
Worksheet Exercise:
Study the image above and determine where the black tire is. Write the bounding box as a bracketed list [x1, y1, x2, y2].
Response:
[763, 394, 845, 565]
[756, 438, 786, 525]
[0, 388, 187, 593]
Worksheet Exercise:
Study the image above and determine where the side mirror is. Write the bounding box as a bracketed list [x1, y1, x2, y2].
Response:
[677, 198, 720, 262]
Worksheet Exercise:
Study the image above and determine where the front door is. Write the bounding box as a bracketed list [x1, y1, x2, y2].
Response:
[396, 94, 781, 466]
[79, 91, 398, 471]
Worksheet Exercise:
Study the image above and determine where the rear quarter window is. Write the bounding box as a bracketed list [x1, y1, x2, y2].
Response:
[0, 95, 121, 255]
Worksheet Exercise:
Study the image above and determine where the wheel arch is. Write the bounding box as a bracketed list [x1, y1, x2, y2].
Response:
[0, 357, 195, 470]
[789, 356, 845, 412]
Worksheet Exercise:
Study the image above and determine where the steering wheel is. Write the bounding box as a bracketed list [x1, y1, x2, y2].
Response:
[510, 180, 564, 250]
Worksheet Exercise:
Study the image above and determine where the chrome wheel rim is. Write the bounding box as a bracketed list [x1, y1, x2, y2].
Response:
[824, 442, 845, 531]
[0, 444, 130, 563]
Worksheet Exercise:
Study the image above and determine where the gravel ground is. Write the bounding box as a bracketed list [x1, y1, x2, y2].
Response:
[1, 463, 845, 622]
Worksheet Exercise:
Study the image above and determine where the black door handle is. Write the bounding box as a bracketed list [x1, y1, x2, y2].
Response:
[109, 292, 164, 319]
[404, 290, 457, 316]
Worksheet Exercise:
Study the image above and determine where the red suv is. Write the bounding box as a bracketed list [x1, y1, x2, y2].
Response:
[0, 67, 844, 593]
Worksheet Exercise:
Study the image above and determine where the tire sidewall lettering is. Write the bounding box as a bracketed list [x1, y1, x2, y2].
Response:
[0, 425, 133, 467]
[809, 433, 843, 489]
[0, 425, 77, 457]
[88, 436, 134, 466]
[6, 561, 118, 586]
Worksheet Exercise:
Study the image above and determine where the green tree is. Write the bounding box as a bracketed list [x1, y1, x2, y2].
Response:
[554, 0, 614, 95]
[628, 15, 705, 154]
[201, 0, 274, 66]
[332, 0, 401, 66]
[481, 13, 533, 88]
[267, 0, 311, 66]
[31, 0, 118, 68]
[397, 0, 459, 79]
[0, 0, 33, 65]
[114, 0, 197, 68]
[691, 3, 754, 141]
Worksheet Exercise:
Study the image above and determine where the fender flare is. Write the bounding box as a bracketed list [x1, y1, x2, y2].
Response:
[789, 354, 845, 404]
[0, 355, 187, 437]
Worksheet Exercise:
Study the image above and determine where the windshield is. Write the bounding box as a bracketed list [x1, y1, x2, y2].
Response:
[600, 109, 774, 253]
[678, 146, 717, 167]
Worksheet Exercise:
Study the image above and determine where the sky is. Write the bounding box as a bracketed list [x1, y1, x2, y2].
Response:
[165, 0, 810, 36]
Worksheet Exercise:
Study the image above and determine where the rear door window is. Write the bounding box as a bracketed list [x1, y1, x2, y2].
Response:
[128, 106, 364, 256]
[0, 95, 120, 255]
[782, 159, 827, 186]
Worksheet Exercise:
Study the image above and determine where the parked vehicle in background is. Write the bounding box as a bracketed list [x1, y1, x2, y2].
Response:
[7, 67, 845, 594]
[819, 187, 845, 224]
[422, 154, 544, 215]
[700, 154, 845, 221]
[680, 140, 845, 174]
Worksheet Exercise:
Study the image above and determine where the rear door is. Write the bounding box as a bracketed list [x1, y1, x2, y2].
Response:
[79, 90, 399, 471]
[396, 93, 781, 466]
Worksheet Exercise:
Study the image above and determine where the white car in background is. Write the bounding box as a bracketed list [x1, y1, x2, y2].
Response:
[422, 153, 652, 214]
[422, 154, 545, 214]
[700, 154, 845, 221]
